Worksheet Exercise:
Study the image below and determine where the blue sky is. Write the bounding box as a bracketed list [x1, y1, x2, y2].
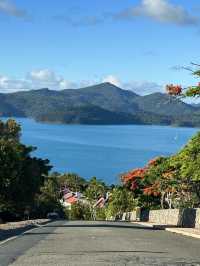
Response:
[0, 0, 200, 95]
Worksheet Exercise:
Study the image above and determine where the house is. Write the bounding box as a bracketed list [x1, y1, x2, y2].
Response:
[60, 191, 83, 209]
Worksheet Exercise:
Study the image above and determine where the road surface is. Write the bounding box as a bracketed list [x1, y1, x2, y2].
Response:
[0, 220, 200, 265]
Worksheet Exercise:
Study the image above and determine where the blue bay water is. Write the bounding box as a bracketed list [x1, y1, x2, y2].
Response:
[3, 118, 198, 184]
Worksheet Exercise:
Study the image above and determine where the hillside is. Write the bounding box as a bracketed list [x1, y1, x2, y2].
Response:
[135, 92, 195, 116]
[0, 82, 199, 126]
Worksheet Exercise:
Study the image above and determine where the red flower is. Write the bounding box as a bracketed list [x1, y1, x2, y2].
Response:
[122, 168, 147, 183]
[143, 186, 160, 197]
[166, 84, 182, 96]
[148, 157, 159, 167]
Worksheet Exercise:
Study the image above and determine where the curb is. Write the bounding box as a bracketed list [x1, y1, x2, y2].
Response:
[131, 222, 154, 228]
[165, 228, 200, 239]
[131, 222, 200, 239]
[131, 222, 173, 230]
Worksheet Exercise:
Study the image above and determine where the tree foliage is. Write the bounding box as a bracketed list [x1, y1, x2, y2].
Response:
[106, 186, 136, 219]
[166, 62, 200, 98]
[0, 119, 51, 216]
[35, 173, 64, 218]
[122, 132, 200, 209]
[58, 173, 87, 193]
[84, 177, 107, 201]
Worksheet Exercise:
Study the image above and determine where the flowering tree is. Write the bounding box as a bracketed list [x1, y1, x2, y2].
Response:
[121, 157, 166, 208]
[142, 158, 179, 209]
[164, 62, 200, 207]
[169, 132, 200, 207]
[122, 131, 200, 209]
[121, 156, 189, 209]
[166, 63, 200, 98]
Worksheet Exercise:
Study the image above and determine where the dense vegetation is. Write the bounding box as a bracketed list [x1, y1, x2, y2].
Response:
[0, 119, 51, 220]
[0, 82, 200, 126]
[121, 132, 200, 210]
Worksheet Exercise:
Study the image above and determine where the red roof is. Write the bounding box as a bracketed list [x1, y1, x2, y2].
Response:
[65, 196, 78, 204]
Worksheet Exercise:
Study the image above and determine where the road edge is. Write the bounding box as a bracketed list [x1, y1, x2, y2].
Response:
[165, 228, 200, 239]
[0, 220, 51, 246]
[131, 222, 200, 239]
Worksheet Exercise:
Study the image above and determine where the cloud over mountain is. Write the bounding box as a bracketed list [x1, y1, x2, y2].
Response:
[102, 75, 122, 87]
[0, 70, 163, 95]
[0, 70, 75, 92]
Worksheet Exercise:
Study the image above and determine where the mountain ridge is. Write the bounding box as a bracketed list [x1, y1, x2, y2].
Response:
[0, 82, 199, 126]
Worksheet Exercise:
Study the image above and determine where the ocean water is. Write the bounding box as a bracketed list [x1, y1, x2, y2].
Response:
[3, 118, 198, 184]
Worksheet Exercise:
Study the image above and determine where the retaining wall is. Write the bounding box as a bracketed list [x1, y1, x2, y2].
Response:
[195, 209, 200, 229]
[148, 209, 180, 226]
[122, 208, 200, 228]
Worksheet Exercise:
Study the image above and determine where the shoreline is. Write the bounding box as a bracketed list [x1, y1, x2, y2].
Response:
[1, 116, 199, 129]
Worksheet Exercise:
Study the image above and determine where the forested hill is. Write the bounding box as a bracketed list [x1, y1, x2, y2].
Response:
[0, 82, 199, 126]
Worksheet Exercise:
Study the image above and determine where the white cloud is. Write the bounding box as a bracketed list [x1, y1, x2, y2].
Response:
[0, 70, 77, 93]
[117, 0, 199, 26]
[0, 71, 163, 95]
[59, 80, 77, 90]
[28, 69, 60, 82]
[0, 0, 27, 18]
[102, 75, 163, 95]
[27, 69, 64, 89]
[0, 75, 29, 92]
[102, 75, 122, 87]
[124, 80, 164, 95]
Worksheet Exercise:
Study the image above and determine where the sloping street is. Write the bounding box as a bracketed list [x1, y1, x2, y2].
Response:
[0, 220, 200, 266]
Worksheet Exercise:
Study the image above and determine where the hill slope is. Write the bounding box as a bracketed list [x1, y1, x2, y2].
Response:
[135, 92, 195, 116]
[0, 82, 198, 126]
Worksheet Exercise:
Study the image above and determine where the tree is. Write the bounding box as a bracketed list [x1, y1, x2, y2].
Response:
[0, 119, 21, 141]
[106, 186, 136, 219]
[58, 173, 87, 193]
[164, 62, 200, 206]
[0, 119, 51, 216]
[35, 173, 64, 218]
[84, 177, 107, 202]
[121, 157, 179, 209]
[169, 132, 200, 207]
[122, 131, 200, 209]
[121, 158, 162, 208]
[142, 157, 178, 209]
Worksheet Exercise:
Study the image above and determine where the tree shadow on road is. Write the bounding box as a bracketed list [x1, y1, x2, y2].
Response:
[44, 221, 162, 230]
[24, 232, 61, 235]
[45, 250, 167, 255]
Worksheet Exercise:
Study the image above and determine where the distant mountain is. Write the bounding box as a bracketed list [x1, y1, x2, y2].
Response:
[135, 92, 195, 116]
[36, 105, 140, 125]
[36, 105, 173, 126]
[0, 94, 25, 117]
[0, 82, 199, 126]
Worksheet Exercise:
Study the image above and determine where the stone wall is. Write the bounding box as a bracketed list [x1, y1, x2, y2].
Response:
[121, 212, 137, 221]
[195, 209, 200, 229]
[130, 211, 137, 221]
[122, 208, 200, 228]
[148, 209, 181, 226]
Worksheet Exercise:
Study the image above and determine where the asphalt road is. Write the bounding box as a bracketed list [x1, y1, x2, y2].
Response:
[0, 220, 200, 266]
